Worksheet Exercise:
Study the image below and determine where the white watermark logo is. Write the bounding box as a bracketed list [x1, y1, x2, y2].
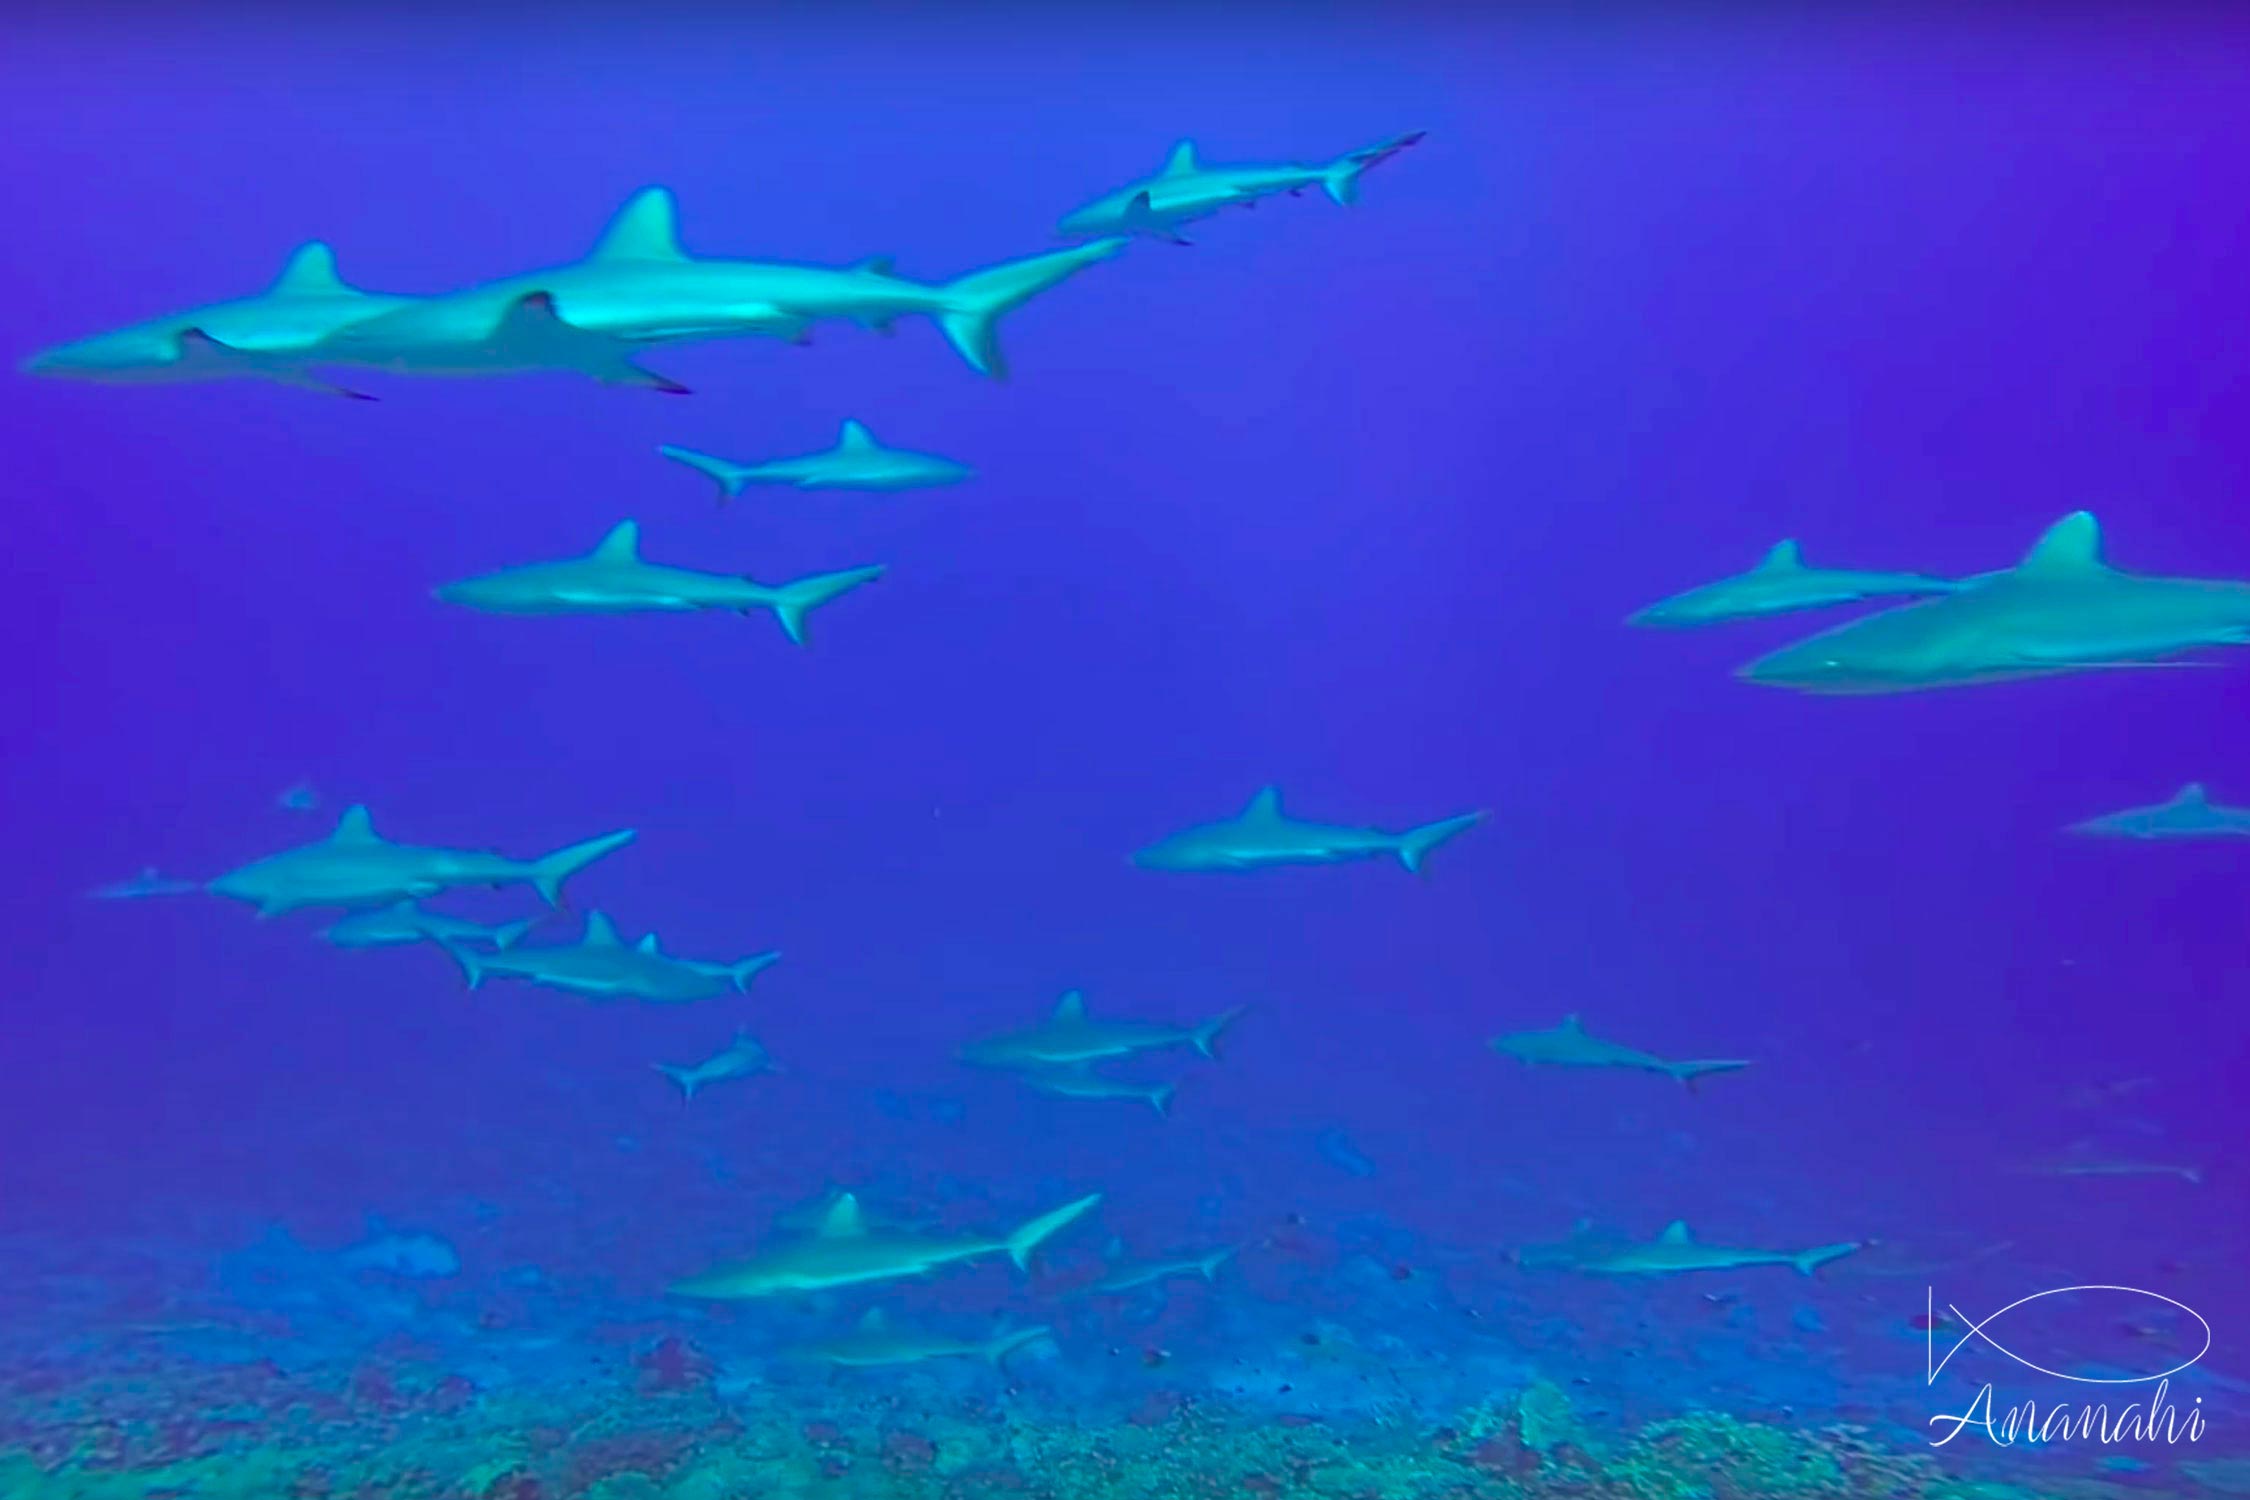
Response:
[1925, 1285, 2209, 1448]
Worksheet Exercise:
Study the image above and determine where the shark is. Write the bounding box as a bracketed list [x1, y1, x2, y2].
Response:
[1627, 540, 1957, 627]
[2066, 783, 2250, 840]
[206, 806, 632, 916]
[1488, 1015, 1752, 1093]
[433, 521, 883, 645]
[1556, 1220, 1863, 1278]
[787, 1309, 1051, 1369]
[319, 902, 535, 951]
[960, 990, 1243, 1070]
[449, 910, 778, 1004]
[1059, 131, 1426, 244]
[86, 866, 202, 900]
[2022, 1151, 2204, 1186]
[653, 1029, 774, 1101]
[1083, 1242, 1235, 1296]
[1738, 512, 2250, 694]
[1014, 1066, 1178, 1116]
[659, 420, 973, 500]
[319, 187, 1127, 382]
[22, 242, 405, 398]
[670, 1189, 1102, 1299]
[1134, 787, 1485, 874]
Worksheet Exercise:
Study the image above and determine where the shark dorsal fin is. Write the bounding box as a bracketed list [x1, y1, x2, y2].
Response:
[853, 256, 895, 276]
[2016, 511, 2107, 576]
[583, 911, 620, 946]
[1756, 539, 1802, 572]
[1163, 140, 1201, 176]
[271, 242, 348, 297]
[590, 187, 688, 263]
[1242, 786, 1283, 821]
[636, 933, 660, 954]
[837, 419, 876, 450]
[591, 521, 640, 562]
[1658, 1220, 1693, 1245]
[1054, 990, 1087, 1021]
[818, 1193, 868, 1238]
[330, 805, 379, 844]
[856, 1307, 888, 1331]
[2174, 782, 2209, 807]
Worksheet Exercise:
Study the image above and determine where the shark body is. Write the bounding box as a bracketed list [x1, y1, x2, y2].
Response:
[789, 1309, 1050, 1369]
[960, 990, 1243, 1070]
[1060, 132, 1425, 244]
[670, 1189, 1101, 1299]
[450, 911, 777, 1004]
[654, 1030, 774, 1100]
[87, 866, 202, 900]
[434, 521, 883, 645]
[1015, 1066, 1178, 1115]
[320, 902, 535, 951]
[660, 420, 972, 499]
[206, 806, 632, 916]
[1084, 1244, 1235, 1296]
[1740, 513, 2250, 694]
[1135, 787, 1484, 873]
[2067, 783, 2250, 840]
[1489, 1015, 1751, 1092]
[1628, 540, 1957, 627]
[1562, 1220, 1862, 1278]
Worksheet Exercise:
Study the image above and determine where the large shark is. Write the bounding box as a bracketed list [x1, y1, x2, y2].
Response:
[960, 990, 1243, 1070]
[1627, 540, 1957, 627]
[1738, 512, 2250, 694]
[788, 1309, 1050, 1369]
[449, 911, 778, 1004]
[659, 420, 973, 500]
[1059, 132, 1426, 244]
[1489, 1014, 1751, 1093]
[320, 187, 1126, 382]
[1555, 1220, 1862, 1278]
[2066, 782, 2250, 840]
[433, 521, 883, 645]
[670, 1189, 1101, 1299]
[86, 866, 202, 900]
[653, 1029, 775, 1101]
[320, 902, 535, 951]
[206, 806, 632, 916]
[23, 243, 404, 398]
[1134, 787, 1484, 873]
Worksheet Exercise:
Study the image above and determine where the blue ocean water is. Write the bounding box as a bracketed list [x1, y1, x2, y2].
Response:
[3, 9, 2247, 1497]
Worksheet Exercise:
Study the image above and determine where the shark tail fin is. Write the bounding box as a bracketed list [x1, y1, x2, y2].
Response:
[985, 1325, 1052, 1365]
[725, 951, 782, 993]
[528, 828, 636, 908]
[1003, 1192, 1102, 1272]
[441, 940, 488, 991]
[1191, 1005, 1248, 1060]
[1147, 1083, 1177, 1117]
[759, 566, 885, 646]
[934, 238, 1128, 380]
[1199, 1246, 1237, 1279]
[1671, 1059, 1754, 1095]
[1395, 810, 1486, 875]
[488, 917, 537, 951]
[658, 445, 755, 502]
[653, 1063, 700, 1102]
[1791, 1241, 1863, 1277]
[1321, 129, 1427, 206]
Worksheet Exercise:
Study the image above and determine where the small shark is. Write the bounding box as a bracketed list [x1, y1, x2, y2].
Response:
[2023, 1152, 2203, 1186]
[1628, 540, 1957, 627]
[319, 901, 535, 951]
[338, 1221, 460, 1279]
[206, 805, 632, 916]
[1060, 132, 1425, 244]
[670, 1189, 1101, 1299]
[1489, 1014, 1752, 1093]
[1739, 512, 2250, 694]
[660, 420, 973, 500]
[434, 521, 883, 645]
[450, 910, 778, 1004]
[2067, 783, 2250, 840]
[23, 242, 403, 398]
[1015, 1066, 1178, 1116]
[86, 866, 202, 900]
[788, 1309, 1050, 1369]
[277, 780, 320, 813]
[1561, 1220, 1862, 1278]
[960, 990, 1243, 1070]
[1134, 787, 1484, 873]
[1083, 1242, 1235, 1296]
[654, 1029, 774, 1101]
[321, 187, 1126, 382]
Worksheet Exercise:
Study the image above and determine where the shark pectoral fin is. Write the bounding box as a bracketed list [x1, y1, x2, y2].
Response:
[178, 328, 376, 400]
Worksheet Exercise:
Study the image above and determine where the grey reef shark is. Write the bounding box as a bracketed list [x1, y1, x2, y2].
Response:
[1489, 1014, 1752, 1093]
[786, 1309, 1051, 1370]
[661, 420, 972, 500]
[449, 910, 778, 1005]
[1134, 787, 1484, 873]
[1080, 1242, 1237, 1297]
[2066, 783, 2250, 840]
[959, 990, 1244, 1070]
[1628, 539, 1957, 627]
[653, 1029, 776, 1101]
[320, 902, 536, 952]
[433, 520, 883, 645]
[1739, 512, 2250, 694]
[1059, 131, 1426, 245]
[1537, 1220, 1864, 1278]
[86, 866, 202, 900]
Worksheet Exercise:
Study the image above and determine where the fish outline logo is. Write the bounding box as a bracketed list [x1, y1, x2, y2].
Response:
[1927, 1284, 2211, 1387]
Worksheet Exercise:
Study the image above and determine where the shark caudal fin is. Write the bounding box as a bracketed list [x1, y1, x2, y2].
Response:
[934, 239, 1128, 379]
[984, 1325, 1052, 1365]
[527, 829, 636, 908]
[1321, 129, 1427, 206]
[652, 1063, 700, 1102]
[1191, 1006, 1248, 1059]
[441, 940, 489, 991]
[759, 566, 885, 646]
[1003, 1192, 1102, 1271]
[1395, 810, 1486, 874]
[724, 952, 782, 993]
[1791, 1241, 1863, 1277]
[1147, 1083, 1178, 1117]
[1670, 1059, 1754, 1094]
[658, 445, 756, 503]
[487, 917, 537, 951]
[1198, 1246, 1238, 1279]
